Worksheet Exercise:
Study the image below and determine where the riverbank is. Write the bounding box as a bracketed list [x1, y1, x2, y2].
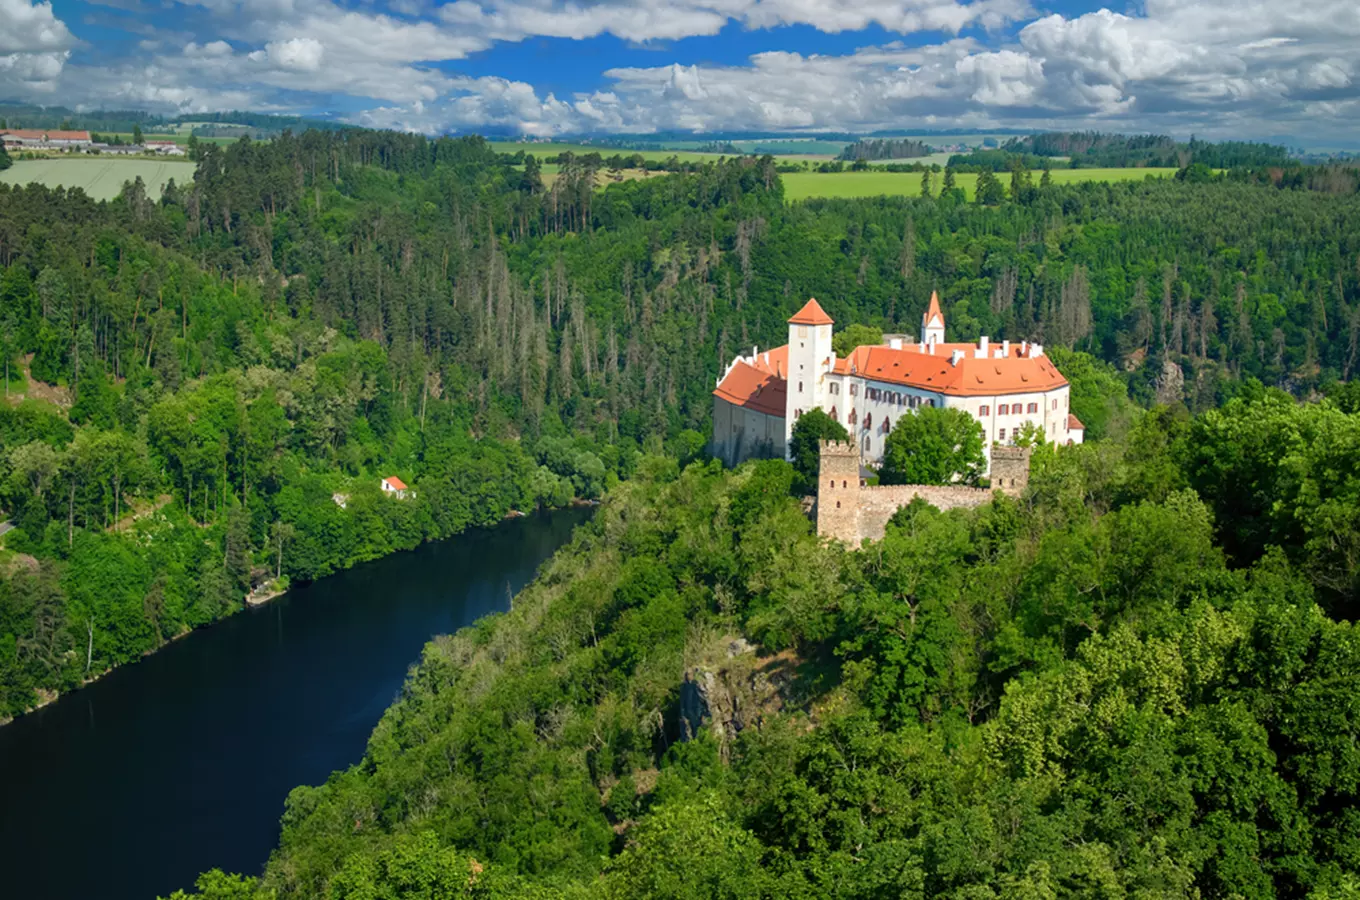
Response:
[0, 499, 596, 726]
[0, 509, 590, 900]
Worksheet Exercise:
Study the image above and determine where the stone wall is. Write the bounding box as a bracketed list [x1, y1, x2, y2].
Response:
[855, 484, 995, 542]
[815, 440, 1029, 544]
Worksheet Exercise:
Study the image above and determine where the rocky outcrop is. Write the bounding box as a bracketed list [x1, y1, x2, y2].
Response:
[679, 637, 794, 757]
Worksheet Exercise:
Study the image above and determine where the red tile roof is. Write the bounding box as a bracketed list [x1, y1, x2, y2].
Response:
[1067, 414, 1085, 431]
[788, 297, 833, 326]
[835, 342, 1068, 396]
[713, 359, 787, 416]
[1, 129, 46, 140]
[46, 130, 90, 141]
[715, 338, 1069, 415]
[383, 476, 409, 491]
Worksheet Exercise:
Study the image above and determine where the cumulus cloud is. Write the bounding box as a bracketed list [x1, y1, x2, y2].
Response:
[0, 0, 74, 93]
[3, 0, 1360, 143]
[259, 36, 324, 71]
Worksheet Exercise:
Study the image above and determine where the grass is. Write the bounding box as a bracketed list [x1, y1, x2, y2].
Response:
[1, 157, 197, 201]
[781, 167, 1181, 201]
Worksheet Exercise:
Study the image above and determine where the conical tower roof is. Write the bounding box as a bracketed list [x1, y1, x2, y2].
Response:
[924, 291, 944, 327]
[788, 297, 834, 326]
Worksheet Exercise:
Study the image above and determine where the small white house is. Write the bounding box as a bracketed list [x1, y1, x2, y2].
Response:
[1067, 414, 1086, 445]
[381, 476, 409, 499]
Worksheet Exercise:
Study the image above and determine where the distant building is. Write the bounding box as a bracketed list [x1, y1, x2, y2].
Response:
[1, 129, 92, 150]
[381, 476, 409, 499]
[144, 140, 186, 156]
[712, 295, 1083, 473]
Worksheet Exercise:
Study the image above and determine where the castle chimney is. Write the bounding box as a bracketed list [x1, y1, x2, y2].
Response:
[975, 336, 989, 359]
[950, 349, 965, 366]
[889, 337, 902, 350]
[1029, 343, 1043, 358]
[1002, 339, 1010, 356]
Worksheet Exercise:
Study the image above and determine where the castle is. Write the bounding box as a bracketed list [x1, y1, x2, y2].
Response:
[815, 440, 1030, 544]
[712, 295, 1084, 471]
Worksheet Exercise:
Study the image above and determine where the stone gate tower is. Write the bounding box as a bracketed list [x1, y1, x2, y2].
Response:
[816, 440, 862, 543]
[989, 445, 1032, 493]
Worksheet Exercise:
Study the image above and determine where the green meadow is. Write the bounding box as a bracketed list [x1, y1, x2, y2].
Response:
[0, 158, 197, 201]
[781, 167, 1182, 201]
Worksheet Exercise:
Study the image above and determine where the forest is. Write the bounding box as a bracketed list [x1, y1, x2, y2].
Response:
[0, 126, 1359, 784]
[837, 138, 932, 161]
[165, 381, 1360, 898]
[997, 132, 1291, 169]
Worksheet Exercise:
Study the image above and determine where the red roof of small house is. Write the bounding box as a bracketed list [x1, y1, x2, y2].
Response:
[46, 130, 90, 141]
[923, 291, 944, 327]
[1, 129, 46, 140]
[383, 476, 408, 491]
[1067, 414, 1085, 431]
[788, 297, 833, 326]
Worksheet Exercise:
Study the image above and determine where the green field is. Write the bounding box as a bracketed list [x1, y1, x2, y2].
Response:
[781, 167, 1181, 201]
[489, 141, 733, 163]
[1, 158, 197, 200]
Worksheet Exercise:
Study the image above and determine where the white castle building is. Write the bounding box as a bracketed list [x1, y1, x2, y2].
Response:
[712, 294, 1084, 470]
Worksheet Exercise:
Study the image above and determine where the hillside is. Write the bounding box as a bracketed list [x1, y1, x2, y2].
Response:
[167, 387, 1360, 898]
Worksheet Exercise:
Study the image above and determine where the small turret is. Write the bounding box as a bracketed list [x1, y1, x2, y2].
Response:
[922, 291, 945, 347]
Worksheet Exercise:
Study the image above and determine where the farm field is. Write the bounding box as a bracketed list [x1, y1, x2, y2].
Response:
[781, 167, 1181, 201]
[490, 141, 728, 163]
[1, 158, 197, 200]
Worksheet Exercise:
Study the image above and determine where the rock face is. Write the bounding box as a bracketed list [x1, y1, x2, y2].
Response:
[679, 638, 790, 757]
[1156, 358, 1185, 406]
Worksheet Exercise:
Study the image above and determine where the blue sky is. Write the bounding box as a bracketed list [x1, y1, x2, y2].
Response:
[3, 0, 1358, 141]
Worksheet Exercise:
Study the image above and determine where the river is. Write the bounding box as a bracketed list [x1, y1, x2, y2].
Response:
[0, 509, 588, 900]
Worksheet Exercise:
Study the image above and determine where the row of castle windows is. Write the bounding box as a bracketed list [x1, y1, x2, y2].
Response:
[979, 402, 1041, 416]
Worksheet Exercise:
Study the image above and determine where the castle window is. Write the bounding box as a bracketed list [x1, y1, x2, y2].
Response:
[849, 410, 857, 425]
[842, 480, 847, 488]
[850, 384, 858, 397]
[798, 381, 803, 392]
[979, 405, 990, 416]
[1052, 399, 1058, 410]
[999, 404, 1009, 415]
[882, 418, 891, 434]
[863, 413, 872, 430]
[999, 428, 1007, 440]
[830, 383, 839, 395]
[836, 501, 841, 508]
[830, 406, 838, 421]
[1027, 402, 1038, 414]
[798, 326, 808, 338]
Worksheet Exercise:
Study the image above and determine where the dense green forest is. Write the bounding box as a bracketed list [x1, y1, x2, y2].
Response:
[164, 383, 1360, 898]
[837, 139, 932, 161]
[3, 128, 1360, 731]
[997, 132, 1290, 169]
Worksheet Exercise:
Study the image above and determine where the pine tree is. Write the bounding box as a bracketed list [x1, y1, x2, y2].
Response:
[225, 506, 253, 596]
[0, 143, 11, 172]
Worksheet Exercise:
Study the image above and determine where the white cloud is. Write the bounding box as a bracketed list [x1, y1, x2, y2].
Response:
[2, 0, 1359, 145]
[262, 36, 324, 71]
[0, 0, 74, 53]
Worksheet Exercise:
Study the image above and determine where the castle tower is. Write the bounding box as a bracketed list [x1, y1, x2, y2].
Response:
[989, 445, 1032, 494]
[816, 440, 861, 543]
[785, 298, 835, 455]
[922, 291, 945, 347]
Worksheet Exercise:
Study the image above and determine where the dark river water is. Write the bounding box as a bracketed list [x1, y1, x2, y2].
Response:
[0, 509, 588, 900]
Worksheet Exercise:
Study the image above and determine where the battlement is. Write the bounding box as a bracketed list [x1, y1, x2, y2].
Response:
[819, 439, 859, 457]
[990, 445, 1032, 463]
